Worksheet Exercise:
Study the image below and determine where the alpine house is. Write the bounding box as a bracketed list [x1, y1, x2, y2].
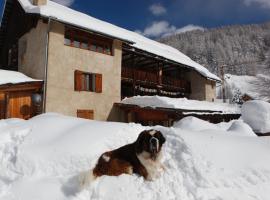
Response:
[0, 0, 221, 121]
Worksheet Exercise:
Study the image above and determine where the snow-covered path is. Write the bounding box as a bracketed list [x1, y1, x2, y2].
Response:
[0, 113, 270, 200]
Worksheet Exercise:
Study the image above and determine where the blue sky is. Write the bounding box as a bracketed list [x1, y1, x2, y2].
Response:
[1, 0, 270, 38]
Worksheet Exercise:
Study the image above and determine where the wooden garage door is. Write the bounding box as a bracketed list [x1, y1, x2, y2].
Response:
[8, 92, 32, 119]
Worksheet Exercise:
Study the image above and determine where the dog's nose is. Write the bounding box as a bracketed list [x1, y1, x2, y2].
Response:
[150, 138, 157, 145]
[150, 137, 159, 150]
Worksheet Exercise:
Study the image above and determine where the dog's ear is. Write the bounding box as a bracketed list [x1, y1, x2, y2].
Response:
[156, 131, 166, 145]
[135, 131, 147, 153]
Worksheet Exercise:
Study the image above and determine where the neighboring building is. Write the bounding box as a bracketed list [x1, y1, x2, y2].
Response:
[0, 0, 221, 121]
[0, 70, 43, 119]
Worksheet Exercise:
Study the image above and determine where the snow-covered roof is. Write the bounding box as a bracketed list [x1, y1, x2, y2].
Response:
[121, 96, 241, 114]
[14, 0, 220, 82]
[0, 69, 41, 85]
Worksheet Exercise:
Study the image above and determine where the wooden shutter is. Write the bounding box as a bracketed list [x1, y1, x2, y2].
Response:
[95, 73, 102, 93]
[74, 70, 84, 91]
[77, 109, 94, 120]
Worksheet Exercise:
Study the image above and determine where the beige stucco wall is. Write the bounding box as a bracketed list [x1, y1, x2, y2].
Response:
[45, 21, 122, 121]
[187, 70, 216, 101]
[205, 80, 216, 102]
[18, 20, 47, 80]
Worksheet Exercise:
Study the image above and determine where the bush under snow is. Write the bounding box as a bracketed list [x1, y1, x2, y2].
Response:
[0, 113, 270, 200]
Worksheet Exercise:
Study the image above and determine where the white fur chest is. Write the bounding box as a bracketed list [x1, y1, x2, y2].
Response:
[137, 151, 164, 181]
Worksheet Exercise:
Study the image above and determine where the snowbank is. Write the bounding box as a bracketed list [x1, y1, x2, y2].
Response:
[122, 96, 241, 114]
[173, 116, 256, 137]
[15, 0, 220, 81]
[0, 70, 40, 85]
[227, 121, 256, 137]
[241, 100, 270, 134]
[173, 116, 222, 131]
[0, 113, 270, 200]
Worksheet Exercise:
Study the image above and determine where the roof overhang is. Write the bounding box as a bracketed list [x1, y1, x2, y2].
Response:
[0, 80, 43, 92]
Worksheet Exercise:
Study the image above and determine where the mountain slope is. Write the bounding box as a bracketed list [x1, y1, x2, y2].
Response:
[159, 22, 270, 100]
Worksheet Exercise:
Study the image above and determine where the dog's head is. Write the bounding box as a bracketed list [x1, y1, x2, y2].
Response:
[135, 129, 166, 160]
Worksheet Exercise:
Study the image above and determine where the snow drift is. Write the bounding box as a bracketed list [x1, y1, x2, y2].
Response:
[0, 113, 270, 200]
[241, 100, 270, 134]
[173, 116, 256, 137]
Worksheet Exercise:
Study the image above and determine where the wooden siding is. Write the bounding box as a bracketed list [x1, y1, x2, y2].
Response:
[0, 93, 5, 119]
[77, 109, 94, 120]
[7, 92, 32, 119]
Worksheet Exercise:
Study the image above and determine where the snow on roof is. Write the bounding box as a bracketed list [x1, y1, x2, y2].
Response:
[0, 69, 41, 85]
[16, 0, 221, 82]
[121, 95, 241, 114]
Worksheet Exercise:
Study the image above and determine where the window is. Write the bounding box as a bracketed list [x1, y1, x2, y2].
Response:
[74, 70, 102, 93]
[65, 27, 113, 56]
[77, 109, 94, 120]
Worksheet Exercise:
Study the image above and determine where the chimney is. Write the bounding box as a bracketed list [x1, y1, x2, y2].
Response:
[32, 0, 47, 6]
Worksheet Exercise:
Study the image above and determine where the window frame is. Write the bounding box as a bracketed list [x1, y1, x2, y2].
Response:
[65, 27, 113, 56]
[74, 70, 102, 93]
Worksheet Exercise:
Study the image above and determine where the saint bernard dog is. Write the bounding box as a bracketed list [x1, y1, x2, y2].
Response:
[80, 129, 166, 187]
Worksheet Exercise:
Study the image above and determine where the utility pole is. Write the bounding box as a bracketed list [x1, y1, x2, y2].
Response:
[220, 64, 226, 103]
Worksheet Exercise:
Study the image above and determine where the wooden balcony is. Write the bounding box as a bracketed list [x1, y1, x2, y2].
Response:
[121, 67, 191, 94]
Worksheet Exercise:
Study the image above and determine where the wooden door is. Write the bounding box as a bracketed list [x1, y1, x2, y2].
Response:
[8, 92, 32, 119]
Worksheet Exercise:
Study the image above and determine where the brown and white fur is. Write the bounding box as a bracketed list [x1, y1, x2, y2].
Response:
[80, 129, 166, 188]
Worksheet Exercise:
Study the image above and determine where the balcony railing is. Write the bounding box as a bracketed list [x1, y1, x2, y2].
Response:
[121, 67, 190, 93]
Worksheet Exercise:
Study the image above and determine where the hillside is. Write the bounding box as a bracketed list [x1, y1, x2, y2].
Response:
[159, 22, 270, 101]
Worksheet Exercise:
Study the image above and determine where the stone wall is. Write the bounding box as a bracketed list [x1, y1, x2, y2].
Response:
[187, 70, 216, 101]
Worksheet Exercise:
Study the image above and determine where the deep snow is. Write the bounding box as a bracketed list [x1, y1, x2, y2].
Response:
[0, 113, 270, 200]
[241, 100, 270, 134]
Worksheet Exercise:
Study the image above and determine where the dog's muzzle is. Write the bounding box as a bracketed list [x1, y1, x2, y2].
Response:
[150, 137, 159, 159]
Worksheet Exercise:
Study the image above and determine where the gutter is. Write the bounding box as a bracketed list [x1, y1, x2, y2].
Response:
[42, 17, 52, 113]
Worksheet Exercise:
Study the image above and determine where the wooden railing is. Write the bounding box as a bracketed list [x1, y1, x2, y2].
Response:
[122, 67, 158, 84]
[121, 67, 190, 93]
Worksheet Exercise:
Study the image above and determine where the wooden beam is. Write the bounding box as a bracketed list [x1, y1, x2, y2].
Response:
[0, 81, 43, 92]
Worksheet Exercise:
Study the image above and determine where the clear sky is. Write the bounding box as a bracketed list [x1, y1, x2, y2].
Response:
[1, 0, 270, 38]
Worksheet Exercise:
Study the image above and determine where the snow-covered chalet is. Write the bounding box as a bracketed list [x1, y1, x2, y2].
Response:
[0, 0, 221, 121]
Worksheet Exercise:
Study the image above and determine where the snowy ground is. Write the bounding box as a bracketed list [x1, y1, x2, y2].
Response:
[1, 113, 270, 200]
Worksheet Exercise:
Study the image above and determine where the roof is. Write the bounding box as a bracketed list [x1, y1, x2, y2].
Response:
[1, 0, 221, 82]
[0, 69, 42, 85]
[121, 96, 241, 114]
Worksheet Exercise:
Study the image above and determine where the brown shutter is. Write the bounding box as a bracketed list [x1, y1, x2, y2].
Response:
[74, 70, 83, 91]
[77, 109, 94, 120]
[95, 73, 102, 93]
